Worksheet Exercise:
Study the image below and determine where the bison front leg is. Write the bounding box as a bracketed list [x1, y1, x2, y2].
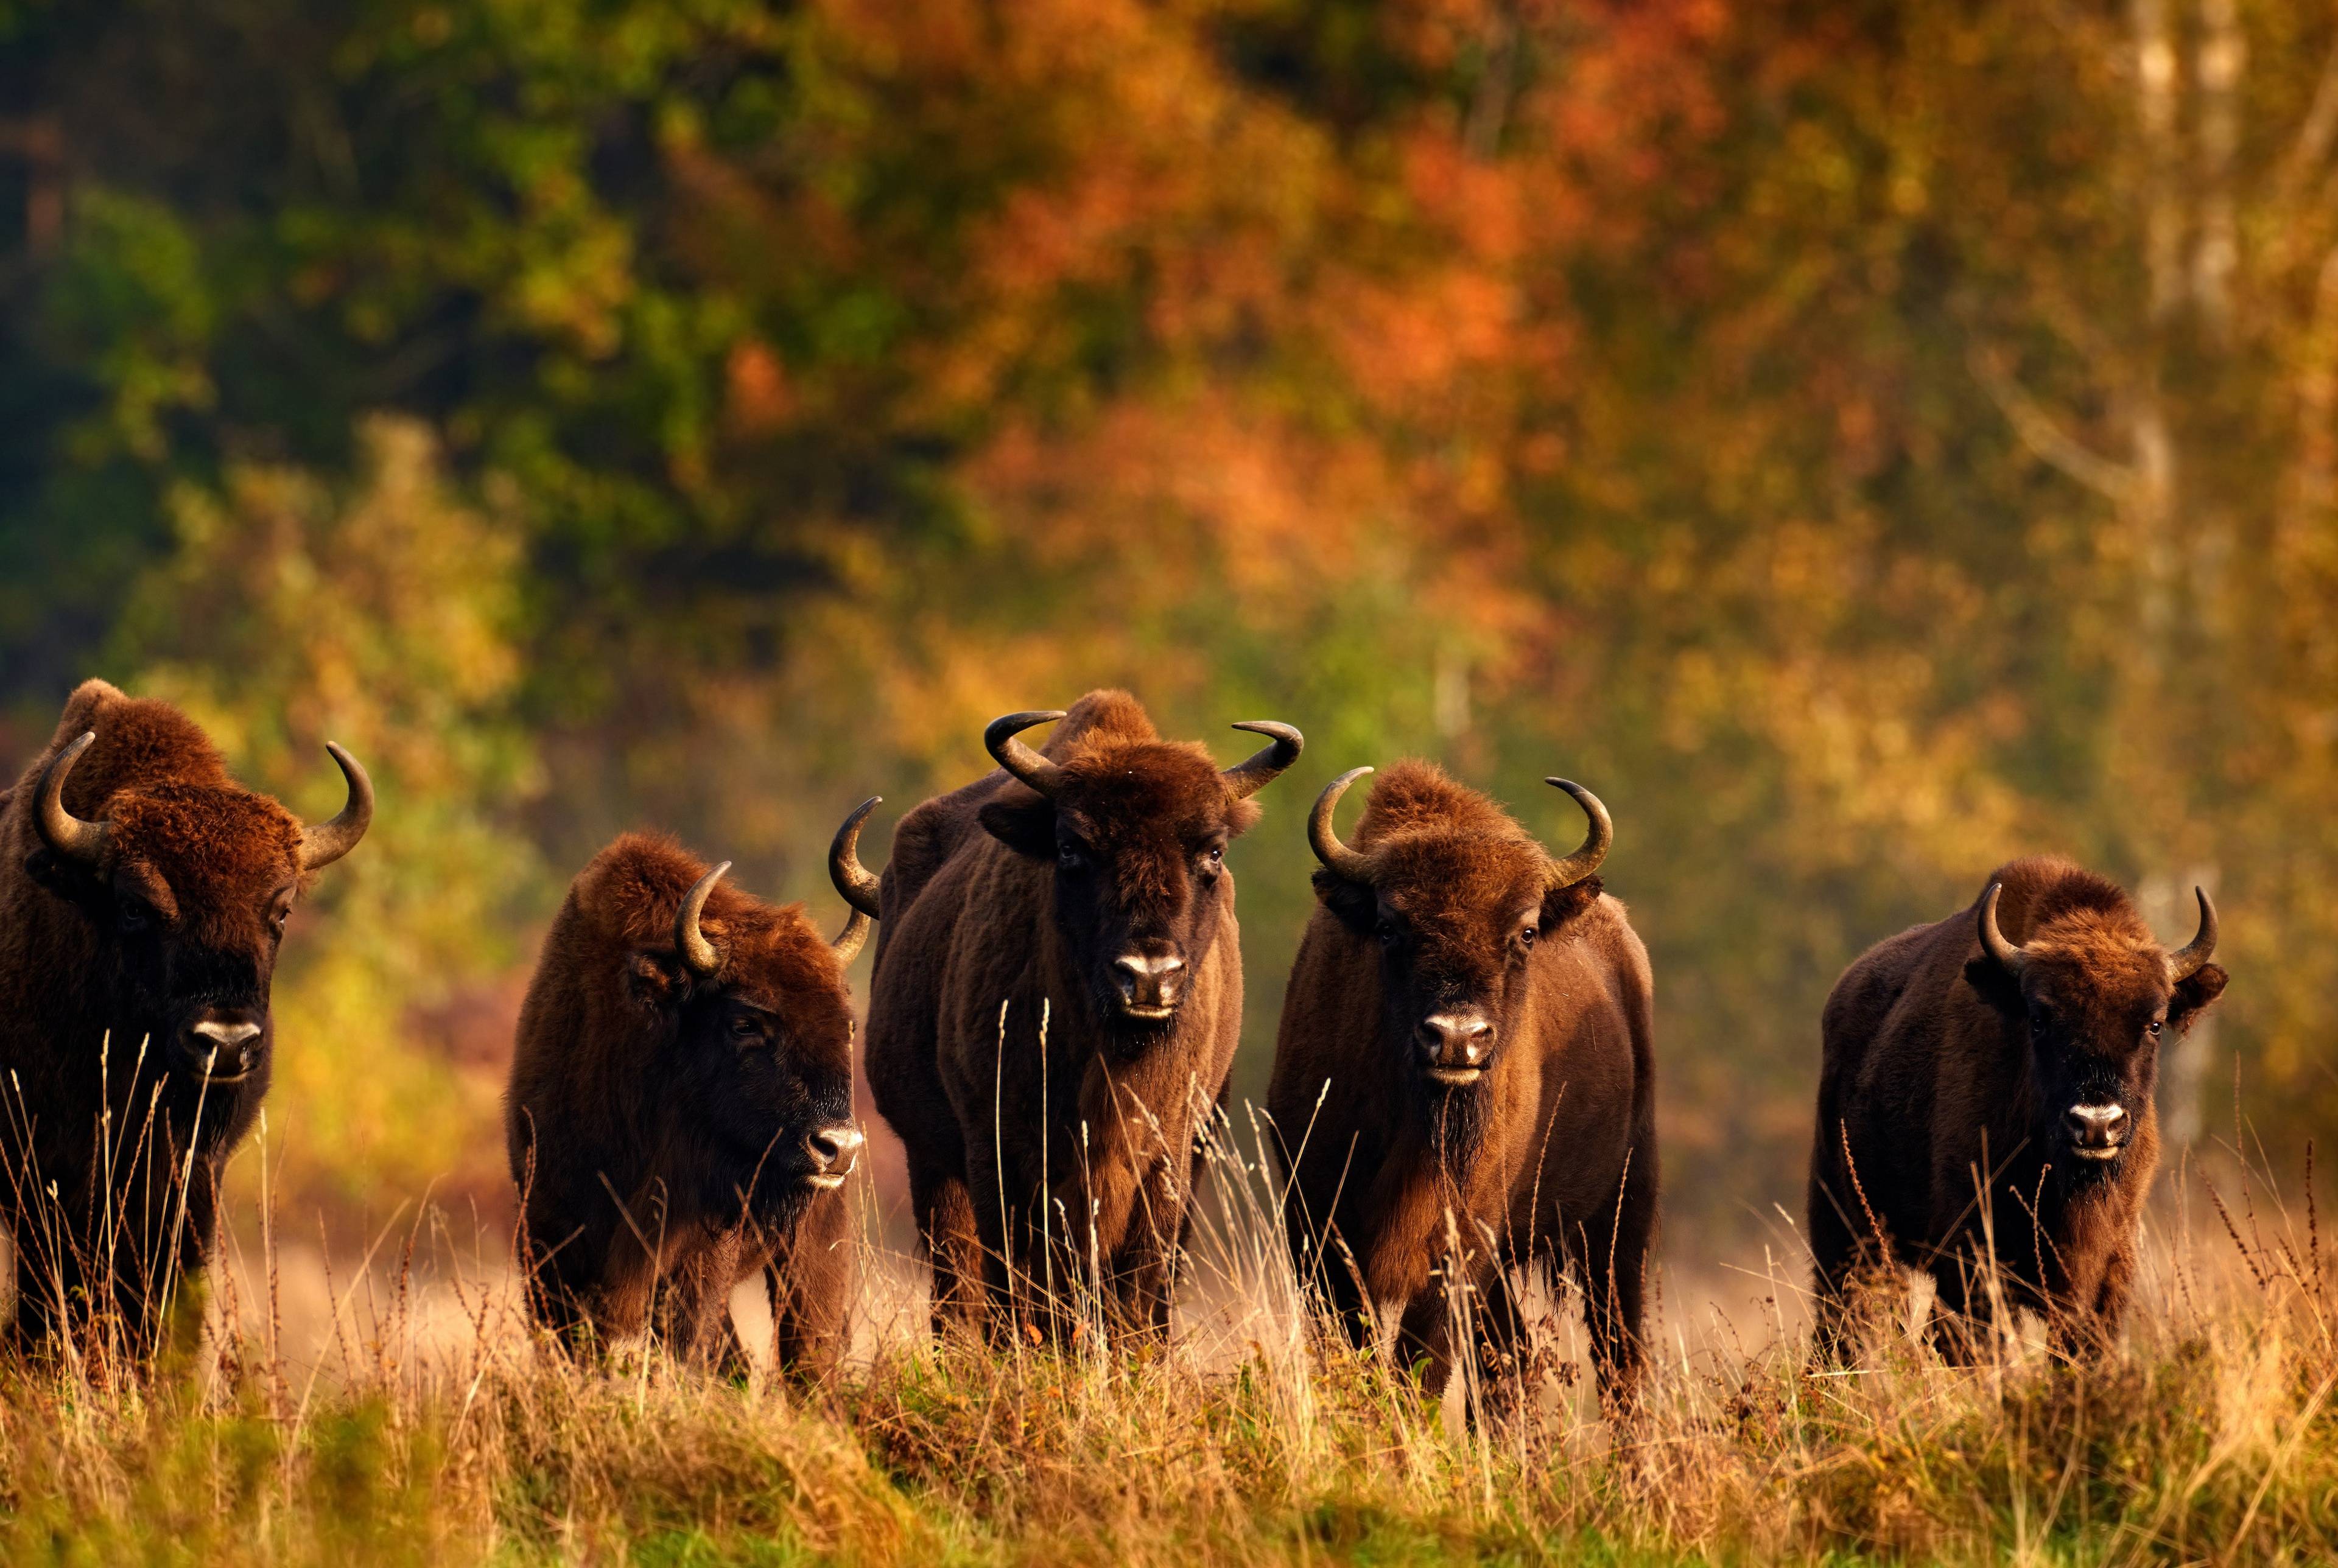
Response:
[902, 1122, 986, 1340]
[5, 1213, 77, 1354]
[2048, 1243, 2134, 1363]
[651, 1231, 750, 1376]
[1391, 1267, 1462, 1396]
[1103, 1157, 1188, 1343]
[768, 1196, 851, 1381]
[961, 1128, 1044, 1343]
[1924, 1249, 1999, 1366]
[1565, 1158, 1653, 1412]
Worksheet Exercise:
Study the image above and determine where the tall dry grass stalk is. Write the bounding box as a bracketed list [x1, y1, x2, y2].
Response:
[0, 1081, 2328, 1564]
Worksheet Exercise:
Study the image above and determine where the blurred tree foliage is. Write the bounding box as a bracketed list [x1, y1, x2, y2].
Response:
[0, 0, 2331, 1242]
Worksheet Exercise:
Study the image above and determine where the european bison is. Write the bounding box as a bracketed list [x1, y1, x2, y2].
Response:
[1807, 855, 2226, 1362]
[1268, 761, 1657, 1409]
[862, 690, 1301, 1339]
[0, 679, 372, 1348]
[505, 802, 879, 1374]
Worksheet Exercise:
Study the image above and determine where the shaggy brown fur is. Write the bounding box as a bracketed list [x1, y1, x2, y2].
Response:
[865, 690, 1288, 1339]
[1808, 856, 2228, 1362]
[0, 681, 343, 1348]
[1268, 761, 1659, 1409]
[507, 834, 863, 1374]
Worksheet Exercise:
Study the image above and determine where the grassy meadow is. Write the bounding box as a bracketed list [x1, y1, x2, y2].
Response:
[3, 1112, 2331, 1566]
[10, 2, 2338, 1562]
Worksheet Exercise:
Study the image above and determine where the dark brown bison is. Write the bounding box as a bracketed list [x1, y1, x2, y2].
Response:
[1808, 855, 2226, 1362]
[1268, 761, 1657, 1409]
[505, 803, 877, 1374]
[0, 679, 372, 1348]
[860, 690, 1301, 1339]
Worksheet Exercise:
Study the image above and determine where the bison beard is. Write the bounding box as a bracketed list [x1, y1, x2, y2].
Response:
[1808, 855, 2227, 1364]
[0, 680, 371, 1354]
[1269, 760, 1659, 1413]
[505, 825, 871, 1375]
[862, 690, 1301, 1342]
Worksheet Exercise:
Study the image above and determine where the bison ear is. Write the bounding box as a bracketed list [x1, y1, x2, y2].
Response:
[1538, 875, 1603, 933]
[625, 950, 686, 1010]
[1962, 955, 2024, 1017]
[978, 796, 1058, 859]
[1311, 866, 1377, 934]
[2169, 962, 2228, 1035]
[23, 845, 93, 904]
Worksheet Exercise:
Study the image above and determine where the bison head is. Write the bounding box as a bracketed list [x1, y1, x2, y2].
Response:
[1967, 880, 2225, 1179]
[623, 815, 874, 1220]
[25, 728, 371, 1102]
[1308, 763, 1610, 1091]
[975, 709, 1301, 1039]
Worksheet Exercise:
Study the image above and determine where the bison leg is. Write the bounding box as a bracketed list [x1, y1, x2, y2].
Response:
[768, 1196, 851, 1381]
[1285, 1204, 1376, 1353]
[1805, 1153, 1869, 1368]
[5, 1216, 74, 1354]
[1465, 1259, 1533, 1425]
[910, 1160, 986, 1340]
[2048, 1243, 2133, 1363]
[651, 1231, 750, 1376]
[1567, 1177, 1652, 1412]
[1391, 1273, 1461, 1397]
[1924, 1250, 1999, 1366]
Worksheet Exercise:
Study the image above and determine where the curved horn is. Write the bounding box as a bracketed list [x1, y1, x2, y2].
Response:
[1543, 778, 1613, 888]
[676, 861, 730, 978]
[2167, 886, 2219, 982]
[1222, 721, 1304, 800]
[35, 732, 108, 866]
[1307, 766, 1376, 884]
[297, 743, 375, 870]
[985, 710, 1067, 799]
[1977, 881, 2026, 976]
[829, 796, 883, 964]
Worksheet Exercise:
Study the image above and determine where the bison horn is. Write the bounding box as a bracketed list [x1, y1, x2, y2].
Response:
[676, 861, 730, 977]
[1221, 721, 1304, 799]
[35, 732, 108, 866]
[829, 796, 883, 964]
[1307, 767, 1377, 884]
[2167, 886, 2218, 981]
[297, 743, 375, 871]
[1977, 881, 2027, 975]
[985, 710, 1067, 798]
[1543, 779, 1613, 889]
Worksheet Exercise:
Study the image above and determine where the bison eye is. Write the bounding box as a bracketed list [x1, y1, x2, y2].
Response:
[1058, 845, 1086, 872]
[118, 901, 152, 935]
[1374, 919, 1399, 947]
[2146, 1020, 2164, 1037]
[1518, 925, 1537, 949]
[729, 1015, 765, 1044]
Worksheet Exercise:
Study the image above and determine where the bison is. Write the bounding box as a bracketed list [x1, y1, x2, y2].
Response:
[1807, 855, 2226, 1363]
[1268, 761, 1657, 1410]
[860, 690, 1301, 1339]
[505, 803, 878, 1374]
[0, 679, 372, 1349]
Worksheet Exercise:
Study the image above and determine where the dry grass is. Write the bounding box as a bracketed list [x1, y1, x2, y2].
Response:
[0, 1110, 2332, 1566]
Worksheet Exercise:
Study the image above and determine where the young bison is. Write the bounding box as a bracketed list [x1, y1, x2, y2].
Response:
[506, 803, 879, 1373]
[860, 690, 1301, 1340]
[0, 679, 371, 1350]
[1269, 761, 1658, 1410]
[1808, 855, 2225, 1363]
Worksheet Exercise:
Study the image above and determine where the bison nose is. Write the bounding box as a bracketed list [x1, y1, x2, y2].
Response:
[1112, 951, 1187, 1015]
[804, 1124, 865, 1189]
[2065, 1103, 2128, 1158]
[1416, 1012, 1495, 1080]
[179, 1012, 264, 1080]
